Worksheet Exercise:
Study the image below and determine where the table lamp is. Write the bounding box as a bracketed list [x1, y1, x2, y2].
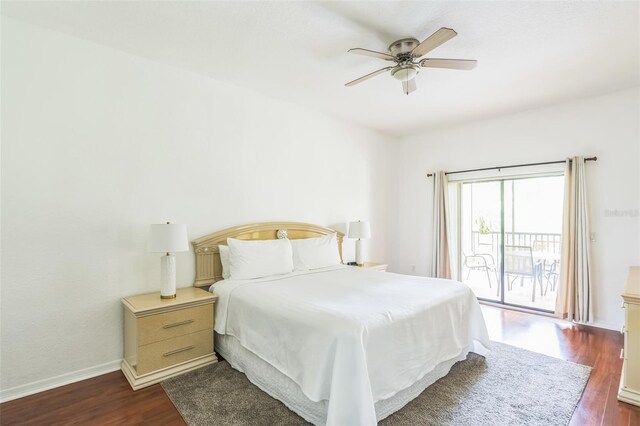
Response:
[148, 222, 189, 299]
[348, 220, 371, 267]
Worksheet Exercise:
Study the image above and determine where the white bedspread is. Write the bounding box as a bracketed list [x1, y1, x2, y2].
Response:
[211, 266, 491, 426]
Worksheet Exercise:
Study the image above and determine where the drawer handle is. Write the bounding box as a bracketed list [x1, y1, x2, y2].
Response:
[620, 348, 625, 360]
[163, 345, 195, 357]
[163, 319, 194, 329]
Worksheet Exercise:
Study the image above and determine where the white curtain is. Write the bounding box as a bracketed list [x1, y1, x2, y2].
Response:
[555, 156, 593, 322]
[432, 171, 452, 279]
[447, 182, 461, 281]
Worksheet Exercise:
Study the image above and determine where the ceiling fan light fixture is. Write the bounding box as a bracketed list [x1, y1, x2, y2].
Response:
[391, 66, 418, 81]
[345, 27, 476, 94]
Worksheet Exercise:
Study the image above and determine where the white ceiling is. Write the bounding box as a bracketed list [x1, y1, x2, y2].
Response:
[3, 1, 639, 137]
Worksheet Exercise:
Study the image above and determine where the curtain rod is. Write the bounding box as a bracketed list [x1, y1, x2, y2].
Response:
[426, 156, 597, 178]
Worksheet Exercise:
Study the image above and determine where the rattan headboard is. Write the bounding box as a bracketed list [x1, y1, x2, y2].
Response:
[191, 222, 344, 288]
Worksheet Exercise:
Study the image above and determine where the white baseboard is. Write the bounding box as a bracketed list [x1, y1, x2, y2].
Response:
[618, 385, 640, 407]
[589, 320, 620, 331]
[0, 359, 122, 403]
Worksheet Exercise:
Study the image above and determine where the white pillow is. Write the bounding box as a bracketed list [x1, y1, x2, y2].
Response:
[290, 233, 341, 271]
[227, 238, 294, 280]
[218, 245, 231, 280]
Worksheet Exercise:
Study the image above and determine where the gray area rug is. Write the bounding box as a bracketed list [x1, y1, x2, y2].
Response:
[162, 342, 591, 426]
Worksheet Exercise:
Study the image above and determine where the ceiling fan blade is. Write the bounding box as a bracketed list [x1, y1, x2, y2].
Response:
[411, 27, 457, 58]
[420, 58, 477, 70]
[345, 67, 394, 87]
[402, 78, 417, 95]
[348, 48, 396, 61]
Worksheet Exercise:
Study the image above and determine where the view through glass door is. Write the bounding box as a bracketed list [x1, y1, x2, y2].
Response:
[460, 175, 564, 312]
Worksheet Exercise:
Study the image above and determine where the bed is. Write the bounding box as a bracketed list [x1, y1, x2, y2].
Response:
[192, 222, 491, 425]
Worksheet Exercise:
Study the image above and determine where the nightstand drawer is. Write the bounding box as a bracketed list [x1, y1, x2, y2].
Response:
[136, 328, 213, 375]
[138, 304, 213, 345]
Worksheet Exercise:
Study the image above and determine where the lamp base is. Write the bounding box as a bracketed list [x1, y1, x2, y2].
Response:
[160, 254, 177, 300]
[355, 239, 364, 267]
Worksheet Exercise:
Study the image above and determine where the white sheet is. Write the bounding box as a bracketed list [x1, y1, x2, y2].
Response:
[211, 266, 491, 425]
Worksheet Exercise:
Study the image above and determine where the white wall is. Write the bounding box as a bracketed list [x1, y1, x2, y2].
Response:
[0, 17, 396, 399]
[388, 87, 640, 330]
[3, 12, 638, 402]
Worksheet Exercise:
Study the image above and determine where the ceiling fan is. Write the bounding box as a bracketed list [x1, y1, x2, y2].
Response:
[345, 27, 477, 95]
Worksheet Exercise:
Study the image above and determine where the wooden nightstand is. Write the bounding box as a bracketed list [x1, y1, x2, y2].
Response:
[362, 262, 388, 271]
[121, 287, 217, 390]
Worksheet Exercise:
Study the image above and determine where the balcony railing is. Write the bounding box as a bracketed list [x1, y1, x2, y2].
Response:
[471, 231, 561, 255]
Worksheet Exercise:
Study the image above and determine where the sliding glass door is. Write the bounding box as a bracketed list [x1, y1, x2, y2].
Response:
[460, 181, 502, 303]
[459, 175, 564, 312]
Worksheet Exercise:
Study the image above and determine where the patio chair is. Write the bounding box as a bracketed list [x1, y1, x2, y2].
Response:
[543, 260, 559, 295]
[463, 251, 499, 295]
[504, 245, 543, 302]
[533, 240, 560, 292]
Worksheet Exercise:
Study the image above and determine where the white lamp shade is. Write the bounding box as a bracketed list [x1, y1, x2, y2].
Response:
[348, 221, 371, 239]
[148, 223, 189, 253]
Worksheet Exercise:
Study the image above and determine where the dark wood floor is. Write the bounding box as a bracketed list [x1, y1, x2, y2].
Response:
[481, 306, 640, 426]
[1, 305, 639, 425]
